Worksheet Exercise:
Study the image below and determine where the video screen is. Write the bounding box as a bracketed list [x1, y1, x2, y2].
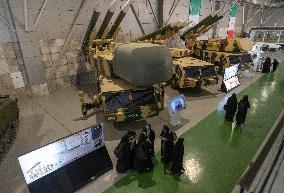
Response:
[223, 64, 240, 92]
[18, 123, 104, 185]
[167, 95, 186, 115]
[224, 76, 240, 92]
[224, 64, 239, 80]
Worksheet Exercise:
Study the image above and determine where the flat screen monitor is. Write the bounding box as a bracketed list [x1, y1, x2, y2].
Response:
[224, 76, 240, 92]
[18, 123, 112, 193]
[224, 64, 239, 81]
[167, 95, 186, 115]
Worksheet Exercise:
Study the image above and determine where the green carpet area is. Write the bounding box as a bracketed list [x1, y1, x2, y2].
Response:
[104, 64, 284, 193]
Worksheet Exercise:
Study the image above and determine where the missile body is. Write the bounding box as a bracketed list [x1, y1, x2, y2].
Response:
[181, 10, 224, 40]
[82, 0, 103, 49]
[96, 0, 118, 39]
[136, 21, 188, 42]
[107, 0, 132, 39]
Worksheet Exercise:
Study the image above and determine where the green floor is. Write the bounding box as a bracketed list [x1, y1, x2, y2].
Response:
[105, 64, 284, 193]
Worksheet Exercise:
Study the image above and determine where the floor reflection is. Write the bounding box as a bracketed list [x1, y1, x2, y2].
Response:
[183, 155, 202, 184]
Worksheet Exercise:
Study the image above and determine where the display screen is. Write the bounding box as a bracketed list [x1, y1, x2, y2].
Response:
[224, 76, 240, 92]
[18, 124, 104, 185]
[224, 64, 239, 80]
[167, 95, 186, 115]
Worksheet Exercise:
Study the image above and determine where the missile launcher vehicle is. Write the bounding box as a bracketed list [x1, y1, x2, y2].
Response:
[181, 9, 253, 74]
[135, 21, 218, 89]
[79, 0, 172, 122]
[0, 95, 19, 162]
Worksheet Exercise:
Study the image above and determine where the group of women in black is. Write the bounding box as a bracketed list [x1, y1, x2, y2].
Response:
[160, 125, 185, 175]
[224, 93, 250, 127]
[262, 57, 279, 73]
[115, 124, 185, 175]
[115, 124, 155, 174]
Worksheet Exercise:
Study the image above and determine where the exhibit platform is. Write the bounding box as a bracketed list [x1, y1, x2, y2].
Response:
[0, 52, 283, 193]
[103, 62, 284, 193]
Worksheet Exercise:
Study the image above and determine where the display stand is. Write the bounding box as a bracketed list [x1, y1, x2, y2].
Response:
[169, 112, 181, 126]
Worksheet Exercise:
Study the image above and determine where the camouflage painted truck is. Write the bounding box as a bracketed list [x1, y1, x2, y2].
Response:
[79, 0, 172, 122]
[135, 21, 218, 89]
[0, 95, 19, 162]
[180, 9, 253, 74]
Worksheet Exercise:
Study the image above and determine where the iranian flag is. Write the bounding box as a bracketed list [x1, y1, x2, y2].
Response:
[189, 0, 201, 26]
[227, 4, 238, 39]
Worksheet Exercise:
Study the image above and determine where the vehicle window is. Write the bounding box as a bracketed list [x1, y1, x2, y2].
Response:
[201, 66, 216, 77]
[183, 67, 200, 77]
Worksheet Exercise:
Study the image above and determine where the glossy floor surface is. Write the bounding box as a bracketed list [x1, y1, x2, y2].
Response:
[104, 64, 284, 193]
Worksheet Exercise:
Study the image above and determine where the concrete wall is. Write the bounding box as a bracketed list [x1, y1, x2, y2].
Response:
[1, 0, 284, 96]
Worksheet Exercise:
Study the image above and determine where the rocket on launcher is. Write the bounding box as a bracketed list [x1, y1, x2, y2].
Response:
[95, 0, 118, 39]
[82, 0, 103, 50]
[106, 0, 133, 39]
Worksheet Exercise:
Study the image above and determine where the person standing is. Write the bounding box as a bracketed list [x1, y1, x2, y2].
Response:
[133, 135, 153, 173]
[138, 127, 148, 145]
[167, 129, 177, 164]
[128, 131, 137, 169]
[171, 138, 185, 175]
[272, 59, 279, 72]
[262, 57, 271, 73]
[115, 132, 133, 173]
[146, 123, 155, 157]
[236, 95, 250, 127]
[160, 125, 170, 163]
[224, 93, 238, 122]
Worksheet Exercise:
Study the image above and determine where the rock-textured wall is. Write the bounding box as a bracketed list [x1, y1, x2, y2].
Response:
[38, 38, 91, 92]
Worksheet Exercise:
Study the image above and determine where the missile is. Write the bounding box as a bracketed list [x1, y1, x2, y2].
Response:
[96, 0, 118, 39]
[181, 10, 224, 40]
[82, 0, 103, 50]
[135, 20, 188, 42]
[107, 0, 133, 39]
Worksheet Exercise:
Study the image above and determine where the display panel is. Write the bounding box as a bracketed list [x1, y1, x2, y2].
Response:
[224, 64, 238, 80]
[224, 76, 240, 92]
[18, 124, 105, 185]
[167, 95, 186, 115]
[223, 64, 240, 92]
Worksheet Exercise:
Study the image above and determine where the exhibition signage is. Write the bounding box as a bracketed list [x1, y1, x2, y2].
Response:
[223, 64, 240, 92]
[18, 123, 113, 193]
[189, 0, 201, 26]
[227, 4, 238, 39]
[167, 95, 186, 126]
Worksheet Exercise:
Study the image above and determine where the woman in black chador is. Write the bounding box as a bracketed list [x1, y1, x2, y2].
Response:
[116, 132, 133, 173]
[138, 127, 148, 145]
[146, 123, 155, 157]
[262, 57, 271, 73]
[224, 93, 238, 122]
[160, 125, 170, 163]
[133, 136, 153, 173]
[171, 138, 185, 175]
[272, 59, 279, 72]
[236, 95, 250, 127]
[167, 129, 177, 164]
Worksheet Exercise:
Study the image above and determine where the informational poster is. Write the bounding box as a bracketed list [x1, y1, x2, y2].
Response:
[167, 95, 186, 115]
[224, 64, 239, 80]
[223, 64, 240, 92]
[18, 124, 104, 185]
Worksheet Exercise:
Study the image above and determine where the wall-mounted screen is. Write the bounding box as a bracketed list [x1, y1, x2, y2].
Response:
[18, 123, 112, 193]
[167, 95, 186, 115]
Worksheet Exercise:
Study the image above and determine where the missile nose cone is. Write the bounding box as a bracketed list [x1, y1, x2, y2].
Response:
[109, 0, 119, 12]
[94, 0, 103, 12]
[121, 0, 133, 13]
